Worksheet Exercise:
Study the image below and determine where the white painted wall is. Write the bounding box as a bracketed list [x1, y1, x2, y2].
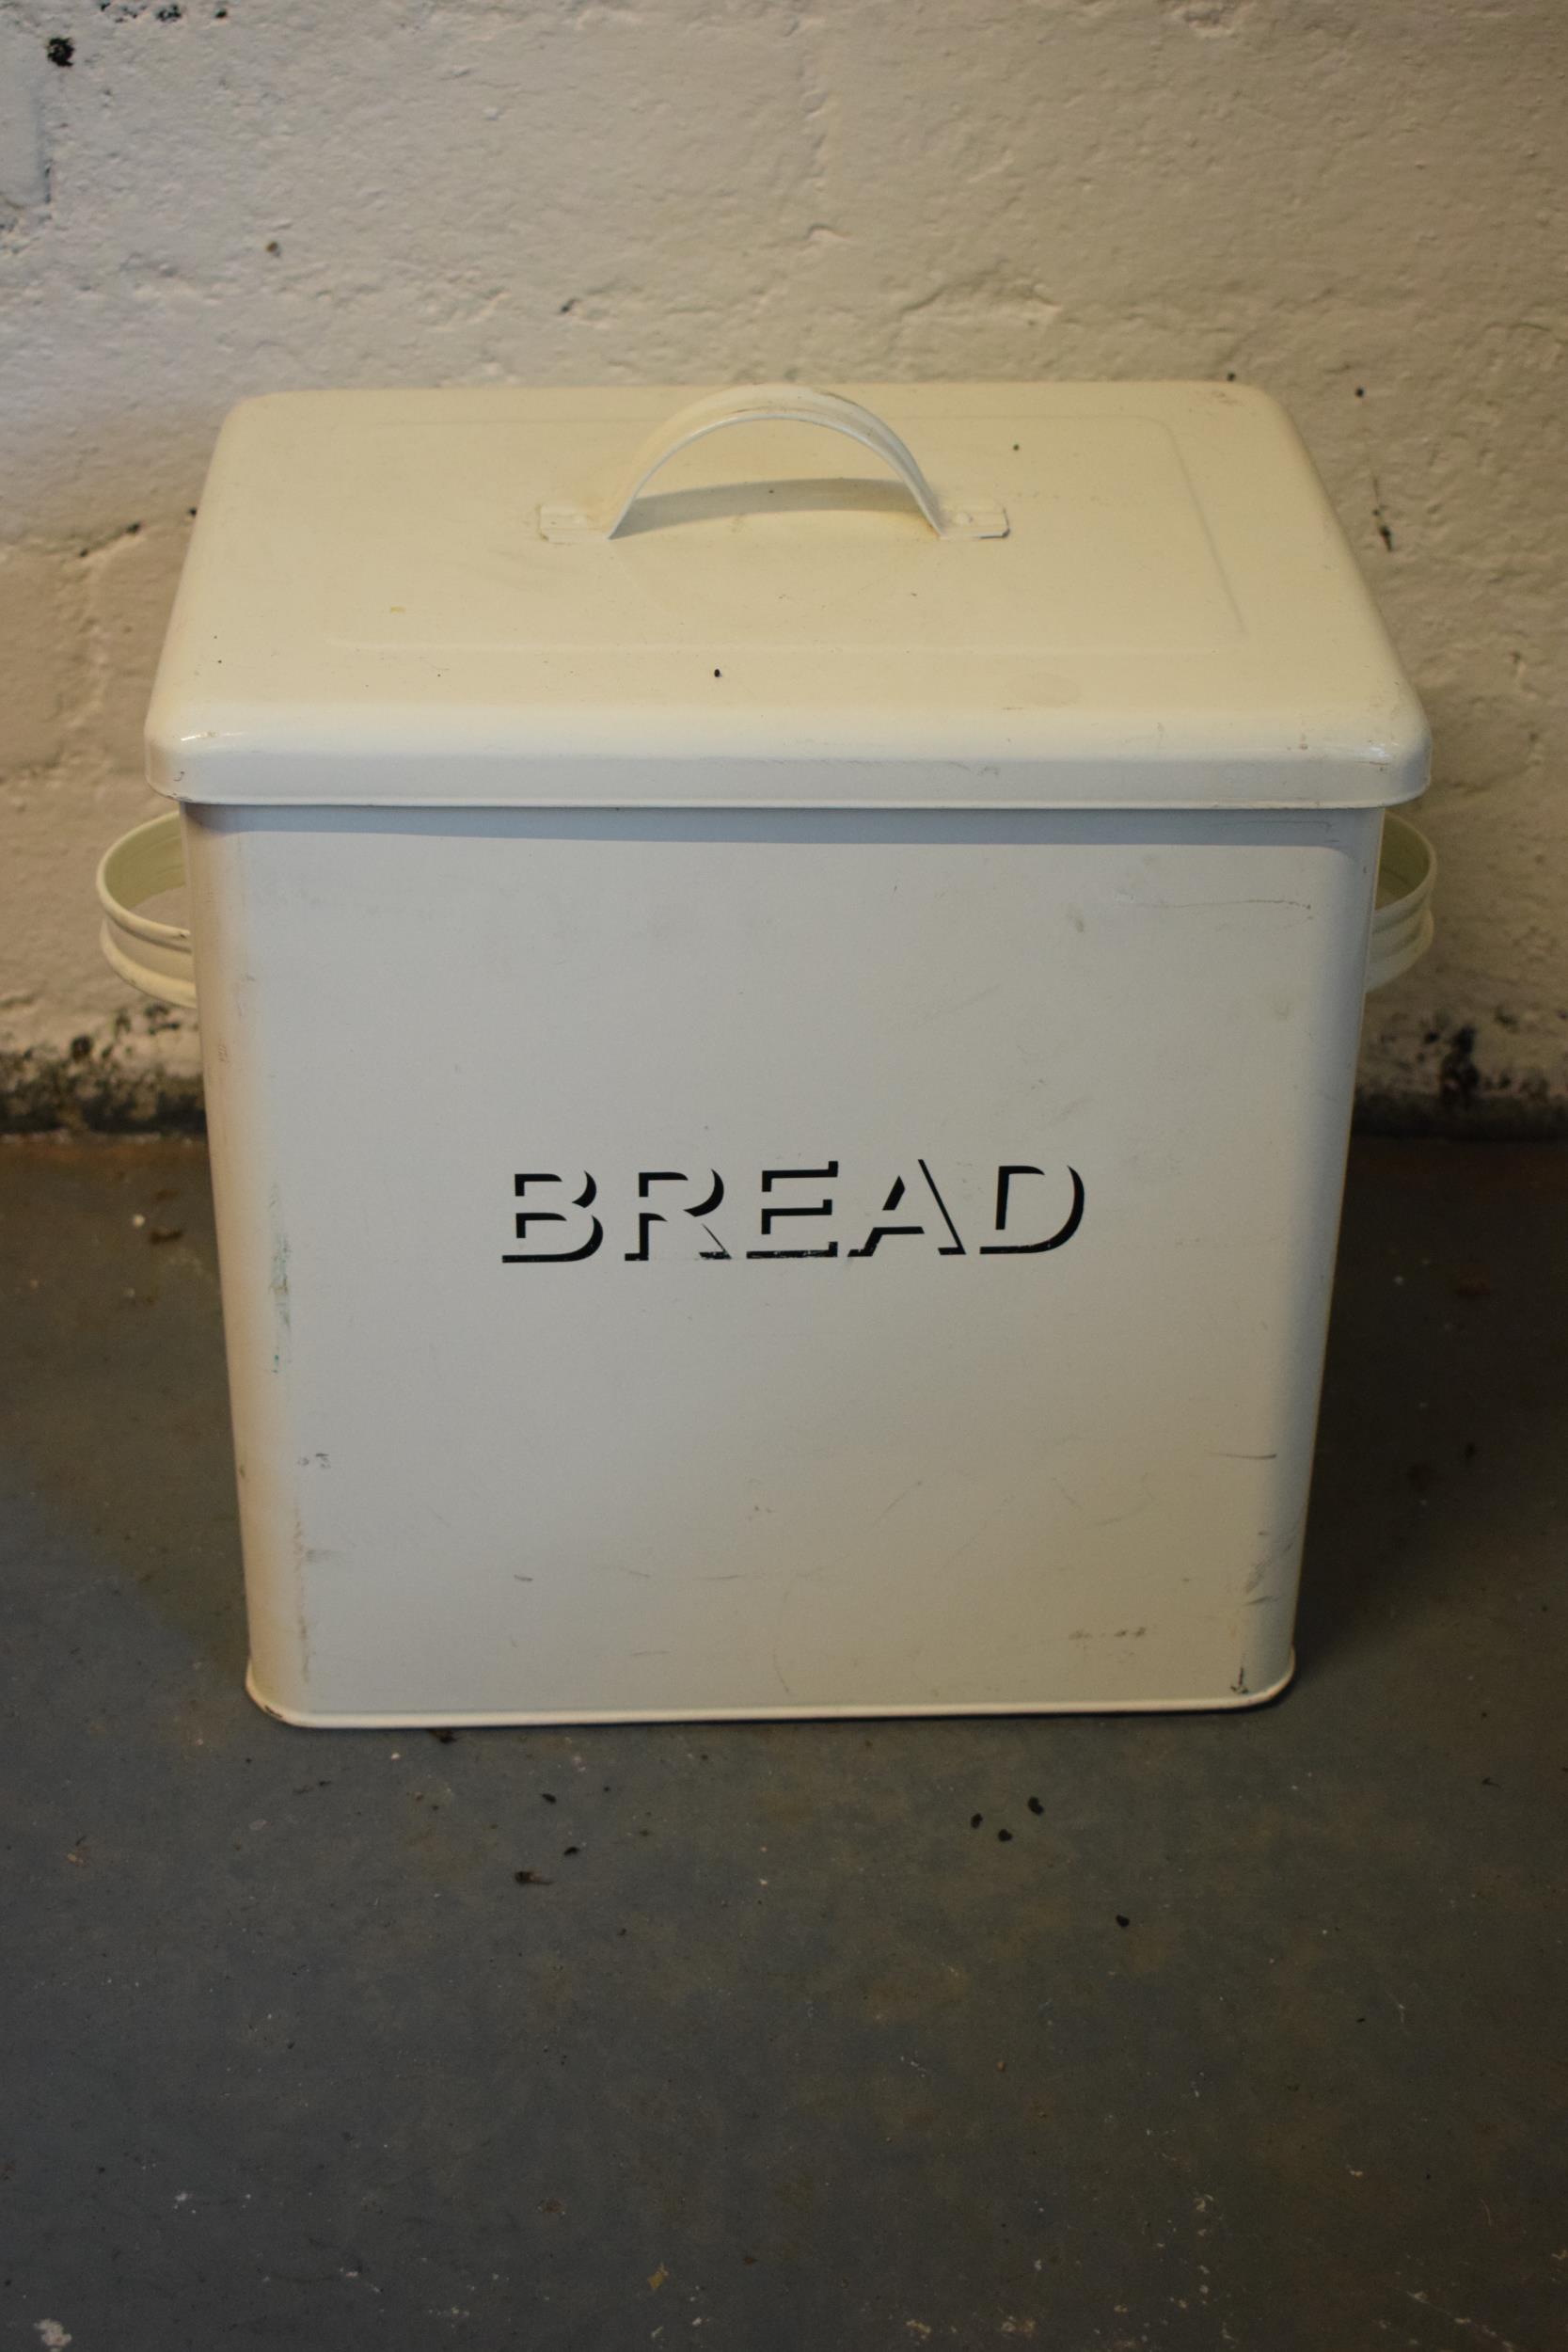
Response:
[2, 0, 1564, 1123]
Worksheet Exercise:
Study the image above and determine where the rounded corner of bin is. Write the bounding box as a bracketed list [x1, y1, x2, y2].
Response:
[218, 388, 305, 437]
[1381, 696, 1433, 804]
[1231, 1651, 1296, 1710]
[245, 1661, 326, 1728]
[143, 727, 185, 801]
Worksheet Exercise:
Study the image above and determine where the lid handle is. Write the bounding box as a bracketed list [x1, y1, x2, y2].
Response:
[538, 384, 1008, 544]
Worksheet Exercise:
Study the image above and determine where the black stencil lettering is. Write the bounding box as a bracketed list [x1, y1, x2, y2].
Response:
[916, 1158, 966, 1255]
[504, 1170, 604, 1262]
[626, 1169, 731, 1262]
[747, 1163, 839, 1259]
[848, 1161, 964, 1258]
[499, 1155, 1086, 1267]
[979, 1165, 1086, 1255]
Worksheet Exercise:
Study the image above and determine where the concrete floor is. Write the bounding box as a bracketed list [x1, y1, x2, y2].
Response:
[2, 1136, 1563, 2352]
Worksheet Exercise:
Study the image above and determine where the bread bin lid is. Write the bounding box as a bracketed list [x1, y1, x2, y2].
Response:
[148, 380, 1428, 811]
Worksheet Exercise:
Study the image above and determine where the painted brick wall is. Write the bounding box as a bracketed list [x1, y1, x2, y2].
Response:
[2, 0, 1564, 1126]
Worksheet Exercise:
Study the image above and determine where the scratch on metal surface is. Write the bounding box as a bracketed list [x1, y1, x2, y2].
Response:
[872, 1478, 925, 1524]
[293, 1507, 312, 1687]
[769, 1632, 794, 1702]
[1051, 1474, 1154, 1528]
[268, 1184, 291, 1359]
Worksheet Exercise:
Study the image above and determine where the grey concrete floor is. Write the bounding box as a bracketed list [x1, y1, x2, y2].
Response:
[1, 1136, 1564, 2352]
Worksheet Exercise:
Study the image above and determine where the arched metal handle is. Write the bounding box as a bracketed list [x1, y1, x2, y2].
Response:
[1365, 813, 1436, 993]
[539, 384, 1008, 543]
[96, 811, 197, 1010]
[92, 805, 1432, 1022]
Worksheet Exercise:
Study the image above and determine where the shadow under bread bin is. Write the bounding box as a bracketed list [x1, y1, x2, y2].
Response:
[97, 381, 1434, 1726]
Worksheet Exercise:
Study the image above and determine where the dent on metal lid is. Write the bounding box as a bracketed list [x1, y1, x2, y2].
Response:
[148, 380, 1428, 812]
